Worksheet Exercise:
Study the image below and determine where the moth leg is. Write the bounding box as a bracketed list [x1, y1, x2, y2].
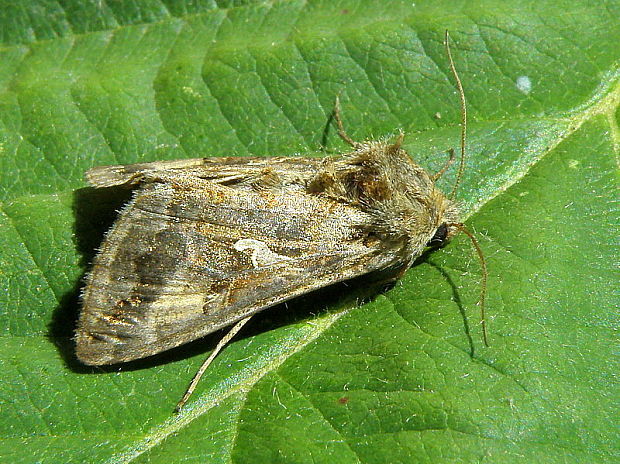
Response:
[176, 315, 253, 412]
[333, 95, 360, 148]
[431, 148, 456, 181]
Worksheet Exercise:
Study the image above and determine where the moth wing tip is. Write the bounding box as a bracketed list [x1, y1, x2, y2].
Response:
[74, 329, 129, 365]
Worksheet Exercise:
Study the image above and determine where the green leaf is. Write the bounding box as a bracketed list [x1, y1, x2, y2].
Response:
[0, 1, 617, 463]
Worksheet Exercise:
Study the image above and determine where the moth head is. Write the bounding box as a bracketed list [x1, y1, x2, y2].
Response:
[425, 208, 462, 249]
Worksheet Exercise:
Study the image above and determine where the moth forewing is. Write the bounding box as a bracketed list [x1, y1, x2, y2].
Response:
[76, 155, 404, 365]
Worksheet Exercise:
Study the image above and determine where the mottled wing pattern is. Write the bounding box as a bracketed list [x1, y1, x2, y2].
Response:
[77, 173, 397, 364]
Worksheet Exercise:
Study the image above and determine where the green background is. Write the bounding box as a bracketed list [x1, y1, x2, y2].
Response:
[0, 1, 617, 463]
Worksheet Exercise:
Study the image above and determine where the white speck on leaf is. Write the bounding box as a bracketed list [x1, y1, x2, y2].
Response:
[516, 75, 532, 94]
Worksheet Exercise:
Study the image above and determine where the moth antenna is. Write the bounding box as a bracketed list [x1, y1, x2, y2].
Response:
[444, 30, 467, 200]
[334, 94, 360, 148]
[432, 148, 456, 181]
[175, 315, 253, 412]
[447, 223, 489, 346]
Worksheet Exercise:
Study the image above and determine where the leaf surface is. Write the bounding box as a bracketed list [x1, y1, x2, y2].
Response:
[0, 1, 617, 463]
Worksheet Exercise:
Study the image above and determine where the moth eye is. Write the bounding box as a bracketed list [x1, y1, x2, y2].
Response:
[427, 223, 448, 247]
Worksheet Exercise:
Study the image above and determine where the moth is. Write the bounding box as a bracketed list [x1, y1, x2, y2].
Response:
[76, 32, 487, 411]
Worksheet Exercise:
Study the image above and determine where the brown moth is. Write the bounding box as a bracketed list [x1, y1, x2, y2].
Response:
[76, 32, 487, 411]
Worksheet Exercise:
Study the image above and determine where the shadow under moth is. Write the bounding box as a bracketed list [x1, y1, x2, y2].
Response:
[75, 32, 487, 411]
